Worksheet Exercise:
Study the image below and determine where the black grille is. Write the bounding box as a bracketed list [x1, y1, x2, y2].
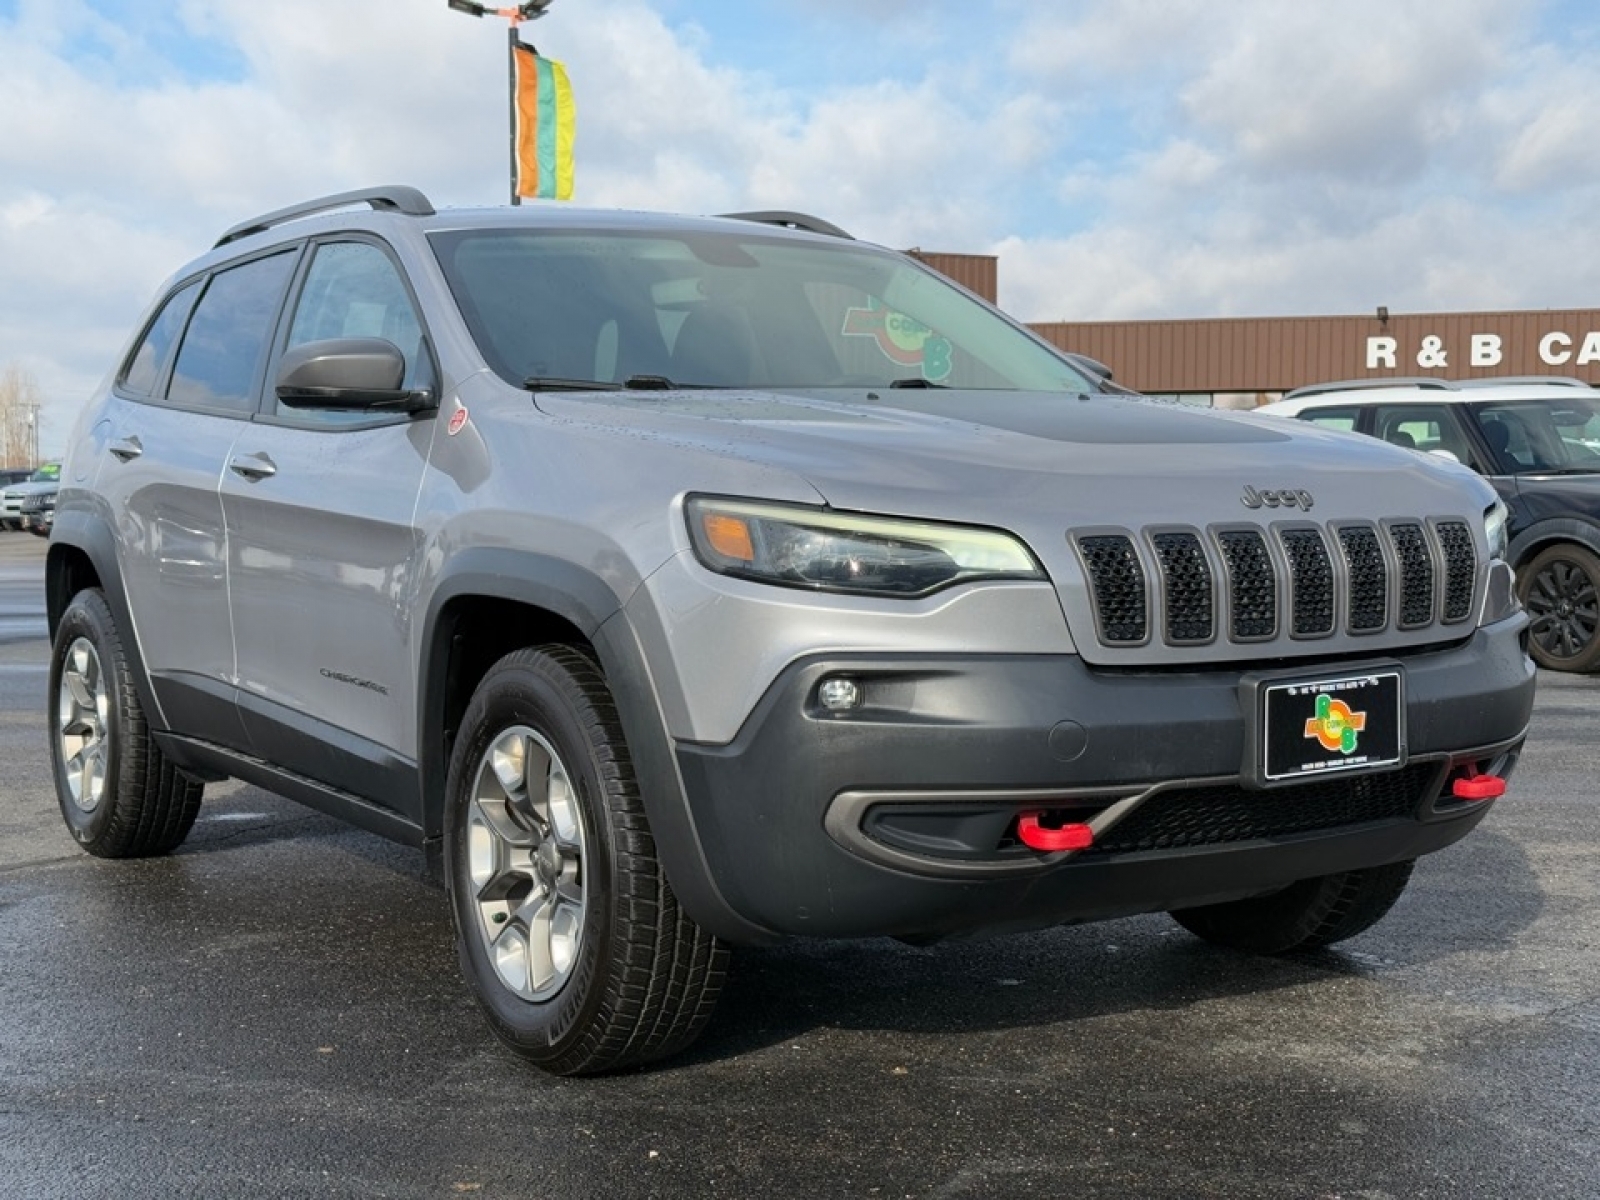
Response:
[1082, 763, 1439, 857]
[1391, 523, 1435, 629]
[1077, 535, 1147, 642]
[1338, 526, 1388, 633]
[1281, 529, 1335, 637]
[1073, 519, 1478, 650]
[1218, 530, 1277, 639]
[1437, 521, 1476, 623]
[1151, 532, 1213, 643]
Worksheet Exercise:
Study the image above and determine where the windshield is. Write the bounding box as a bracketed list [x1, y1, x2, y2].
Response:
[1468, 397, 1600, 474]
[429, 226, 1094, 394]
[31, 463, 59, 483]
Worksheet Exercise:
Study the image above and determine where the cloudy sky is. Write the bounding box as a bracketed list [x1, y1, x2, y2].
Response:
[3, 0, 1599, 453]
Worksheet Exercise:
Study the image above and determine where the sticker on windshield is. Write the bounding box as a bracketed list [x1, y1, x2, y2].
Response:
[842, 299, 953, 382]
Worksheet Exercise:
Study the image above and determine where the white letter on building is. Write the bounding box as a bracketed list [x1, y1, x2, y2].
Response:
[1470, 334, 1503, 367]
[1366, 336, 1398, 369]
[1579, 332, 1600, 366]
[1541, 332, 1573, 365]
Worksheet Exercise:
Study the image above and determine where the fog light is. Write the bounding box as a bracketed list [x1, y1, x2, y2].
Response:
[818, 677, 862, 712]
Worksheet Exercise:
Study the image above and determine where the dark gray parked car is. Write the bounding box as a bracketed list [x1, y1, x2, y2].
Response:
[46, 187, 1535, 1074]
[1261, 378, 1600, 672]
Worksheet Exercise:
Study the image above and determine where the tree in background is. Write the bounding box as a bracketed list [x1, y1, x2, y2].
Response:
[0, 364, 42, 468]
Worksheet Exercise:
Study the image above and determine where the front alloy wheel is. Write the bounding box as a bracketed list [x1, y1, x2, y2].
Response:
[443, 645, 727, 1075]
[466, 726, 587, 1002]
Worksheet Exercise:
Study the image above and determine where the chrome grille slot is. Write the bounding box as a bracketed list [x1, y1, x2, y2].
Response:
[1337, 525, 1388, 633]
[1150, 531, 1213, 644]
[1437, 521, 1476, 623]
[1076, 534, 1147, 643]
[1281, 528, 1335, 637]
[1391, 523, 1435, 629]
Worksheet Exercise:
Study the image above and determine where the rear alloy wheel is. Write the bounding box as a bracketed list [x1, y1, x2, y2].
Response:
[1518, 543, 1600, 673]
[1170, 861, 1415, 954]
[444, 645, 727, 1075]
[49, 589, 203, 857]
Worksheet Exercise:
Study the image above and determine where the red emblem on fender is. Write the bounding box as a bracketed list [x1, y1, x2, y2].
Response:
[447, 407, 469, 436]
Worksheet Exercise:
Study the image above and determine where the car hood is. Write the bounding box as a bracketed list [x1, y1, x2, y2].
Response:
[534, 387, 1497, 524]
[1, 480, 59, 501]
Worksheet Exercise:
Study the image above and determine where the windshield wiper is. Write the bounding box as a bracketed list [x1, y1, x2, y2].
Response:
[522, 374, 724, 393]
[888, 377, 945, 389]
[522, 376, 622, 392]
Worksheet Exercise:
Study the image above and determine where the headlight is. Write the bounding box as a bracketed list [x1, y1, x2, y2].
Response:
[685, 497, 1044, 597]
[1484, 498, 1509, 562]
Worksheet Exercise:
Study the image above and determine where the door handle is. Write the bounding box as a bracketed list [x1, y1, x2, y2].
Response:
[228, 452, 277, 482]
[108, 436, 143, 462]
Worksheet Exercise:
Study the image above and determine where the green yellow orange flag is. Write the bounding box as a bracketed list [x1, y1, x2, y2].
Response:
[511, 42, 575, 201]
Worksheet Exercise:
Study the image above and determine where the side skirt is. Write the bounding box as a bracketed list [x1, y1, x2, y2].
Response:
[153, 732, 425, 848]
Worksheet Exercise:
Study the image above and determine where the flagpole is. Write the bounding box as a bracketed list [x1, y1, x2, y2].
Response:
[507, 25, 520, 206]
[445, 1, 556, 205]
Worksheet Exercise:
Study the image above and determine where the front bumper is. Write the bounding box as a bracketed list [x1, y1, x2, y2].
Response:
[672, 614, 1534, 943]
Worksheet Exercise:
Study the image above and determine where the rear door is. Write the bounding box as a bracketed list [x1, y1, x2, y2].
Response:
[220, 237, 437, 819]
[99, 250, 298, 743]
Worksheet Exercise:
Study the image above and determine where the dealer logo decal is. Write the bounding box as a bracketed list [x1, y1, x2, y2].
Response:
[1305, 693, 1365, 755]
[841, 298, 953, 382]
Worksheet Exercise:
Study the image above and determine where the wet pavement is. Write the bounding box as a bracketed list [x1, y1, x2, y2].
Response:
[1, 532, 1597, 1198]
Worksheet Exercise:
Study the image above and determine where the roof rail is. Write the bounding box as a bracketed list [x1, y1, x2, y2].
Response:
[1283, 377, 1456, 401]
[216, 185, 435, 248]
[1454, 375, 1592, 389]
[718, 210, 853, 240]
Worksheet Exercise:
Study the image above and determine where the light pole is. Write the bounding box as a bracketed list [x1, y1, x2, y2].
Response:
[446, 0, 557, 206]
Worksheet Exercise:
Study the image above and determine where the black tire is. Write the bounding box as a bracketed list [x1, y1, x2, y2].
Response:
[1169, 860, 1415, 954]
[443, 645, 727, 1075]
[48, 589, 203, 857]
[1518, 543, 1600, 672]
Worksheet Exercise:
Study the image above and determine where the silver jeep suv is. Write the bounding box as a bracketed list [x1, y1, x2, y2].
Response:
[47, 187, 1535, 1074]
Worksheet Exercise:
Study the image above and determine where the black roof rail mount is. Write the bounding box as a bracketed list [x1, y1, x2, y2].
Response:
[718, 210, 853, 240]
[216, 185, 436, 248]
[1284, 377, 1457, 401]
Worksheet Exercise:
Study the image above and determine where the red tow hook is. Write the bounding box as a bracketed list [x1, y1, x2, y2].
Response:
[1017, 813, 1094, 852]
[1452, 774, 1507, 802]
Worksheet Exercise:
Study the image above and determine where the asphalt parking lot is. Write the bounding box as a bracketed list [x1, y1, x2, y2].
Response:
[1, 531, 1597, 1199]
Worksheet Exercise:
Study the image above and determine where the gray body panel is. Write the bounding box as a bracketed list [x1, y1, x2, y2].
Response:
[222, 417, 432, 767]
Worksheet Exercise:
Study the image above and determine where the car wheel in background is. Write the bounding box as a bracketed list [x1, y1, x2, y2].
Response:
[1169, 860, 1416, 954]
[48, 589, 204, 856]
[1518, 543, 1600, 672]
[443, 645, 728, 1075]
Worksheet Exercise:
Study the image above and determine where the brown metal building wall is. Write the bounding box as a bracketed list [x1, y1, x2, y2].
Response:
[909, 252, 998, 304]
[1030, 311, 1600, 394]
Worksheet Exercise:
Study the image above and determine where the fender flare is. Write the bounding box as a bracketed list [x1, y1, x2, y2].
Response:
[47, 505, 167, 732]
[415, 547, 774, 944]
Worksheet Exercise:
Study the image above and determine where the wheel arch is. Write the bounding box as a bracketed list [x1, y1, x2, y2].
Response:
[1507, 515, 1600, 569]
[46, 506, 166, 732]
[416, 546, 772, 944]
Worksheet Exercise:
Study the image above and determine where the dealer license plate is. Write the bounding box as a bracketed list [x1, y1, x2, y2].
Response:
[1259, 670, 1404, 783]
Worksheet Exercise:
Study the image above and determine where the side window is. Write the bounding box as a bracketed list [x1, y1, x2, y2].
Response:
[281, 241, 432, 422]
[168, 251, 297, 415]
[1296, 406, 1361, 432]
[120, 281, 201, 397]
[1371, 404, 1485, 472]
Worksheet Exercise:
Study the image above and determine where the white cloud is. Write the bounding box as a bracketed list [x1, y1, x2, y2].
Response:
[5, 0, 1600, 453]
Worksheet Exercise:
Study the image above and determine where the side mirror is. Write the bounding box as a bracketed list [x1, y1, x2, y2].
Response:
[275, 338, 434, 413]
